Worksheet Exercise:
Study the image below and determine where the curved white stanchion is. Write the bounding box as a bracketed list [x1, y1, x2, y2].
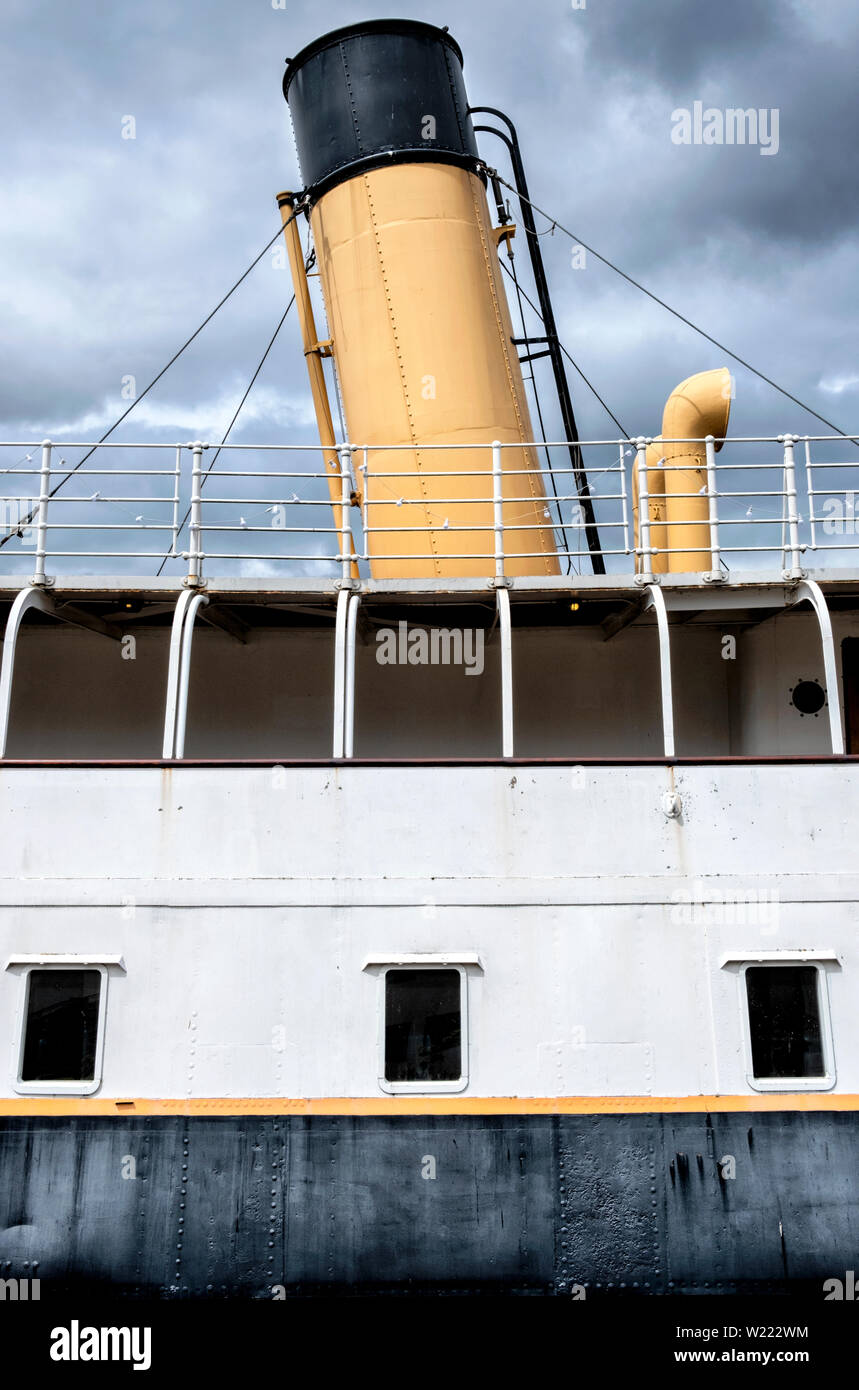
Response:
[174, 593, 209, 760]
[344, 593, 361, 760]
[790, 580, 845, 755]
[496, 586, 514, 758]
[332, 587, 350, 758]
[0, 587, 56, 758]
[645, 584, 675, 759]
[163, 590, 209, 759]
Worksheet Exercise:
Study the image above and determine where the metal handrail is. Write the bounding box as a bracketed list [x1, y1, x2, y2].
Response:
[0, 433, 857, 583]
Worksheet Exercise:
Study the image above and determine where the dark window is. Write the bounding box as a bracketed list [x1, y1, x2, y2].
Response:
[21, 970, 101, 1082]
[385, 969, 461, 1082]
[746, 966, 824, 1079]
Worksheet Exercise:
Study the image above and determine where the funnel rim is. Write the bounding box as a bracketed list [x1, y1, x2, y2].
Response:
[283, 18, 465, 99]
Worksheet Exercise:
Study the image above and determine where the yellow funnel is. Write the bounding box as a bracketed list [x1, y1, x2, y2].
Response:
[308, 163, 560, 579]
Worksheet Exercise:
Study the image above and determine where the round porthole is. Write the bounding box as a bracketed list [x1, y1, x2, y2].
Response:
[790, 679, 826, 716]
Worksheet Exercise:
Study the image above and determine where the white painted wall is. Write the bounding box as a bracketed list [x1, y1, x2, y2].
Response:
[1, 763, 857, 1099]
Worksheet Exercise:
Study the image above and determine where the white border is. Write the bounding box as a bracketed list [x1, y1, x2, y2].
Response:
[376, 964, 469, 1095]
[737, 960, 836, 1093]
[12, 963, 109, 1096]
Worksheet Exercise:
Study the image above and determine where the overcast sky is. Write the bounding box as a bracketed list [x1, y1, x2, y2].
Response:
[2, 0, 858, 570]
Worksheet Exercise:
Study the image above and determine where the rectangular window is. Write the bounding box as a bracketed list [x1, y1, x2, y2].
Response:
[384, 968, 463, 1088]
[744, 964, 830, 1085]
[15, 966, 107, 1094]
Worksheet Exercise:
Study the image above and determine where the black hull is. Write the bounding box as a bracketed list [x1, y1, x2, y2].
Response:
[0, 1112, 855, 1297]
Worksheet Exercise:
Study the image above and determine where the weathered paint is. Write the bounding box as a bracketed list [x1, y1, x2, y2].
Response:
[0, 1112, 854, 1295]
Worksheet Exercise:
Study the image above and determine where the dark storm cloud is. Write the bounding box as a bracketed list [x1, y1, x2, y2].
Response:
[1, 0, 858, 460]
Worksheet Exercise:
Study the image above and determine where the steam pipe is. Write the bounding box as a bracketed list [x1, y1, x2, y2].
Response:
[470, 107, 605, 574]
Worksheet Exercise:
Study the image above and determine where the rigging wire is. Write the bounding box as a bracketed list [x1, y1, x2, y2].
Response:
[492, 170, 859, 446]
[499, 258, 629, 438]
[156, 294, 297, 575]
[0, 208, 303, 548]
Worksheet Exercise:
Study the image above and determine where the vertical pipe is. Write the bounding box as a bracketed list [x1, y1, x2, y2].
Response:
[31, 440, 51, 586]
[469, 108, 605, 573]
[782, 433, 803, 579]
[187, 442, 204, 587]
[492, 440, 505, 579]
[344, 593, 361, 758]
[496, 586, 514, 757]
[705, 435, 721, 581]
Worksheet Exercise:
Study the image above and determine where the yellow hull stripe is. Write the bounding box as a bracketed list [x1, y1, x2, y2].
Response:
[0, 1094, 857, 1117]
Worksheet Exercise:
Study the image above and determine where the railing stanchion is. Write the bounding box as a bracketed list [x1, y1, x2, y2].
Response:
[338, 444, 353, 582]
[782, 433, 804, 580]
[170, 444, 182, 558]
[186, 442, 205, 586]
[31, 439, 52, 586]
[634, 436, 654, 584]
[704, 434, 721, 582]
[360, 447, 369, 566]
[619, 441, 630, 558]
[805, 439, 817, 553]
[492, 439, 504, 578]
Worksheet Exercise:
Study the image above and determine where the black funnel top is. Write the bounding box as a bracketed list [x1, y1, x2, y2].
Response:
[283, 20, 480, 201]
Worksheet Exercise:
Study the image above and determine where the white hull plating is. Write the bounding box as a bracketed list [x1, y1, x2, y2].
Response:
[1, 761, 856, 1101]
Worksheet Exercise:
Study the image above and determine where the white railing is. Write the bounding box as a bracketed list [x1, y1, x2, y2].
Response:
[0, 434, 857, 583]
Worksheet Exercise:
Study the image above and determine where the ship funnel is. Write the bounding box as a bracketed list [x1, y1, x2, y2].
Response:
[634, 367, 731, 573]
[281, 20, 559, 579]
